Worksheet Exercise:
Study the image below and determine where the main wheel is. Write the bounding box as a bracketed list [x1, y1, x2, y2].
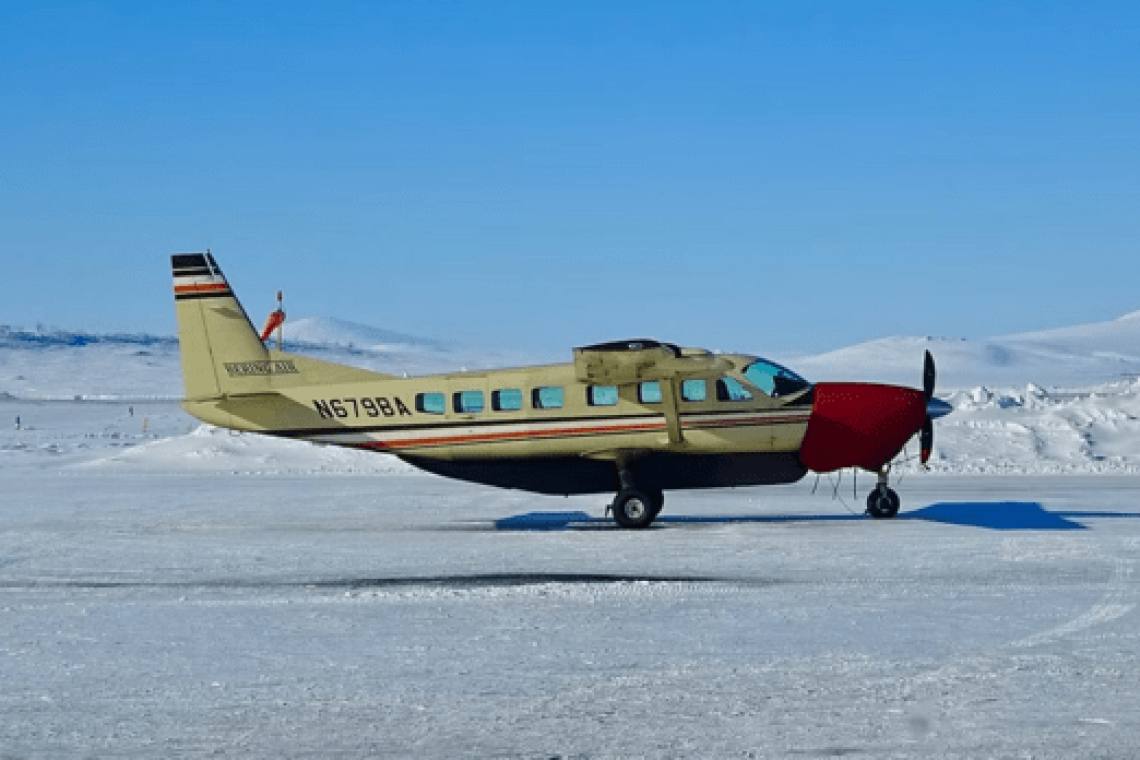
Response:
[647, 488, 664, 518]
[866, 486, 901, 519]
[612, 488, 660, 529]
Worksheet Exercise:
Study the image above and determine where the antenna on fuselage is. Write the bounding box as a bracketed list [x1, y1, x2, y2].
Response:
[275, 290, 284, 350]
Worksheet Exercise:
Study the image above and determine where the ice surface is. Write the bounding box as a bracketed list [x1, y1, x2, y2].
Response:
[3, 470, 1139, 756]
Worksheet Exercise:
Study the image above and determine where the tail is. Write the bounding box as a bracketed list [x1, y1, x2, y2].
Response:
[172, 252, 272, 400]
[172, 252, 391, 411]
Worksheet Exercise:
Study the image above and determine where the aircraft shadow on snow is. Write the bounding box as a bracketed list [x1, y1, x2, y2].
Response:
[494, 503, 1140, 532]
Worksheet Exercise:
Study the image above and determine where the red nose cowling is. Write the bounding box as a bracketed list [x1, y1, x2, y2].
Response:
[799, 383, 927, 473]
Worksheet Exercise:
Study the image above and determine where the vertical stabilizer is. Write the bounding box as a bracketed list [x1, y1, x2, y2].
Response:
[172, 252, 270, 399]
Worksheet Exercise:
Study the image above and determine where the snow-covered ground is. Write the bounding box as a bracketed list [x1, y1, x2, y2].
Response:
[2, 314, 1140, 755]
[3, 460, 1140, 756]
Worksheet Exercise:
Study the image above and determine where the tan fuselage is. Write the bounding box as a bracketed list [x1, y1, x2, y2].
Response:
[183, 351, 812, 464]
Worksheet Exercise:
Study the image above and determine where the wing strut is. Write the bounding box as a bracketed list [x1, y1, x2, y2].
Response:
[661, 378, 684, 444]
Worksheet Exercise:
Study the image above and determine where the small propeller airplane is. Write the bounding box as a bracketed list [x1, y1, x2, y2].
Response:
[172, 252, 952, 528]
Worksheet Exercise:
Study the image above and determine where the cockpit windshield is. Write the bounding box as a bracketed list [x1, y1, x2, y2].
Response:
[742, 359, 811, 398]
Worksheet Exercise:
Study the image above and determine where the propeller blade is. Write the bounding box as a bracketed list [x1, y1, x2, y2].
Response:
[920, 416, 934, 464]
[923, 350, 936, 402]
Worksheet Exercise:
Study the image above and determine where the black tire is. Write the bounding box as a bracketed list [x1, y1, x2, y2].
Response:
[866, 486, 900, 519]
[647, 488, 665, 518]
[612, 488, 659, 529]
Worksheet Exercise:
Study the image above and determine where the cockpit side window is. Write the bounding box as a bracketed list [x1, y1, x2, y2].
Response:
[742, 359, 811, 398]
[717, 376, 753, 402]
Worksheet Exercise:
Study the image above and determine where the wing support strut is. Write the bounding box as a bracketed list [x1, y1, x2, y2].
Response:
[661, 378, 684, 444]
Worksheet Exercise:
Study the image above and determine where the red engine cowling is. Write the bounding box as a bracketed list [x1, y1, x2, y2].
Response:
[799, 382, 927, 473]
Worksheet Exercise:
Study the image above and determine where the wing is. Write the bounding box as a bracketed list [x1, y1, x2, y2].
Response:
[572, 339, 732, 385]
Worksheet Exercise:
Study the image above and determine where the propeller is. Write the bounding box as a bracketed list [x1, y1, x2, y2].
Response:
[920, 350, 953, 464]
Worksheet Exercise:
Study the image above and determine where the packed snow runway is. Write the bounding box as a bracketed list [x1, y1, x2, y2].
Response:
[4, 461, 1140, 756]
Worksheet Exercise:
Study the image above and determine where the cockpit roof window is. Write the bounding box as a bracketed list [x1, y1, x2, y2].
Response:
[742, 359, 811, 398]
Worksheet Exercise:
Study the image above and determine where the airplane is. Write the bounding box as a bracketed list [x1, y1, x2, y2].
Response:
[172, 251, 953, 528]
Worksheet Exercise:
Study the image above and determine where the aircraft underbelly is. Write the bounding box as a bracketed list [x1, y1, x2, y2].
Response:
[400, 451, 807, 495]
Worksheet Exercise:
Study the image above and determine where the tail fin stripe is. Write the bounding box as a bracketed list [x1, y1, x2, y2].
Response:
[174, 282, 231, 295]
[172, 253, 210, 269]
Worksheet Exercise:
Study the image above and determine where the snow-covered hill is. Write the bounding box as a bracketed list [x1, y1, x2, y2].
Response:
[285, 316, 448, 353]
[778, 311, 1140, 390]
[0, 327, 182, 399]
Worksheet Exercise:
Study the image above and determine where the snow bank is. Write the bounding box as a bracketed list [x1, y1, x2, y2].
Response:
[901, 378, 1140, 475]
[81, 424, 416, 476]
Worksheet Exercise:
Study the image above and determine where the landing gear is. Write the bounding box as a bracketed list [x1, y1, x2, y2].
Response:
[866, 470, 900, 519]
[611, 489, 662, 529]
[610, 466, 664, 529]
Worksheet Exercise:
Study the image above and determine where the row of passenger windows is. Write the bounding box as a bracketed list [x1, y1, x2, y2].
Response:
[414, 377, 754, 415]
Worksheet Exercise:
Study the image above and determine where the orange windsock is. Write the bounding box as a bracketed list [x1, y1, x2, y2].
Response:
[259, 308, 286, 343]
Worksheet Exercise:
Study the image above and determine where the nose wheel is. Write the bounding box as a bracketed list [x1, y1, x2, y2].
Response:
[861, 467, 898, 519]
[866, 470, 900, 519]
[866, 485, 900, 519]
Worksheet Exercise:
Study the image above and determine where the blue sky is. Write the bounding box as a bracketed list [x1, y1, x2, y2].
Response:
[2, 2, 1138, 354]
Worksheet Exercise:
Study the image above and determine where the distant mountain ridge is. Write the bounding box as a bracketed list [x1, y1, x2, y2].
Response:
[284, 316, 449, 352]
[0, 326, 177, 349]
[0, 317, 446, 353]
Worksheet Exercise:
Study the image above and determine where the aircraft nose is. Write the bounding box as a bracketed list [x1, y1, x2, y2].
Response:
[926, 397, 953, 419]
[798, 382, 927, 473]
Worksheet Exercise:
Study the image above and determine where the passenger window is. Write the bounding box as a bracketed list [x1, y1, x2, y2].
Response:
[416, 392, 445, 414]
[639, 381, 662, 403]
[532, 386, 564, 410]
[588, 385, 619, 406]
[681, 379, 707, 402]
[717, 377, 753, 402]
[492, 388, 523, 411]
[453, 390, 485, 414]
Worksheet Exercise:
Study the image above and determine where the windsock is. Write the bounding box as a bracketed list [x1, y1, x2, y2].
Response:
[259, 308, 286, 343]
